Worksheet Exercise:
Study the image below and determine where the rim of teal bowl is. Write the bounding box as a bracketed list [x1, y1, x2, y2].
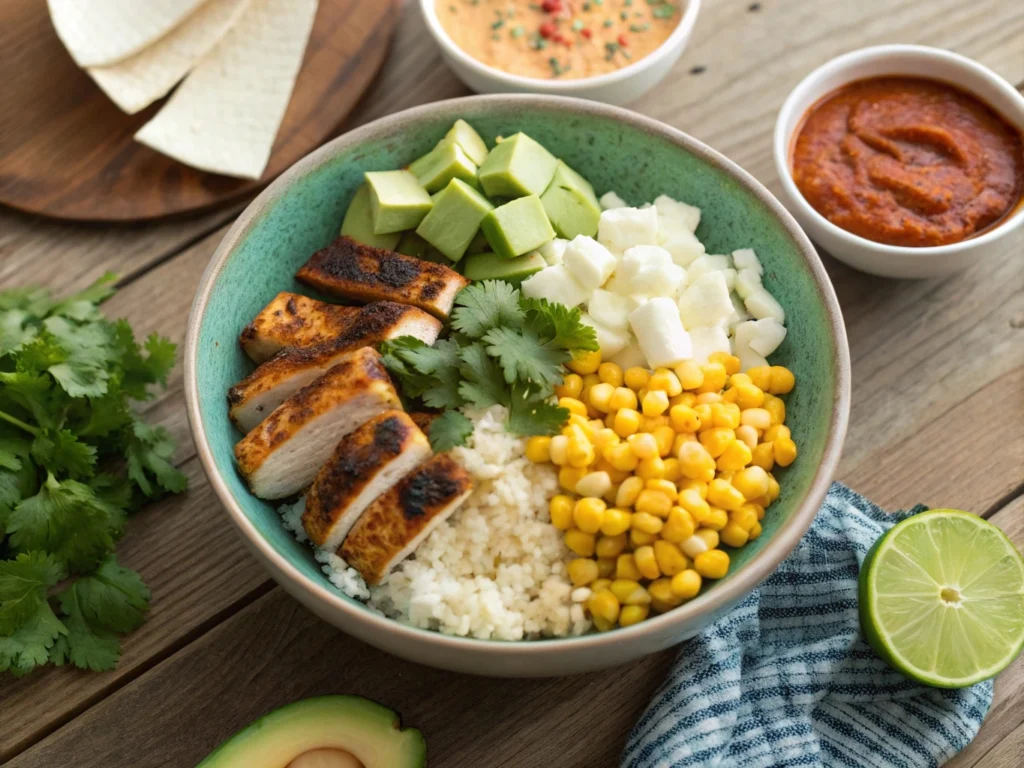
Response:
[184, 94, 851, 655]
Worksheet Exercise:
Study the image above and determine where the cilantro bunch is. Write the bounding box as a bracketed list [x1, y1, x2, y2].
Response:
[380, 280, 598, 451]
[0, 275, 187, 677]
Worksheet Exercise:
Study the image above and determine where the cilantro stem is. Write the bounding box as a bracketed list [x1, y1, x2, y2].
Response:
[0, 408, 40, 436]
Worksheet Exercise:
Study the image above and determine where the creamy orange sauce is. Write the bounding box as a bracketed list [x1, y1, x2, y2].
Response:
[437, 0, 683, 80]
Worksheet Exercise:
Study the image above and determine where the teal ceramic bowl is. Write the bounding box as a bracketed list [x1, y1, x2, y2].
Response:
[185, 95, 850, 677]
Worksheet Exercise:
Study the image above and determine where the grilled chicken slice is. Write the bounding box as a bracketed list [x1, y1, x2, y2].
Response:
[302, 411, 432, 551]
[340, 454, 473, 585]
[228, 303, 442, 433]
[408, 412, 440, 435]
[234, 347, 401, 499]
[240, 292, 360, 363]
[296, 236, 470, 319]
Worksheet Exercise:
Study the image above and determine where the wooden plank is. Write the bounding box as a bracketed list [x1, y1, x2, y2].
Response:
[10, 490, 1024, 768]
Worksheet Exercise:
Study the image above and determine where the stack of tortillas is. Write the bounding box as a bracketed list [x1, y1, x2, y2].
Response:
[48, 0, 318, 179]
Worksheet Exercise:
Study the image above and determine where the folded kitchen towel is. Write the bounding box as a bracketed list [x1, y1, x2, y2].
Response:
[622, 482, 993, 768]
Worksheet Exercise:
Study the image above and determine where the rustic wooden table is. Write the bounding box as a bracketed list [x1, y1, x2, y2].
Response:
[2, 0, 1022, 765]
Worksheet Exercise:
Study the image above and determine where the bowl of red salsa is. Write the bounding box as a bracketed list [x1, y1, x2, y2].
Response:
[773, 45, 1024, 278]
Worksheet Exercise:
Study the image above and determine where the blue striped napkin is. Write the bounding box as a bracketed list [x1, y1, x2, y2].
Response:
[623, 482, 993, 768]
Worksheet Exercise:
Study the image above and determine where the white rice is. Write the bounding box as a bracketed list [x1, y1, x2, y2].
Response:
[277, 406, 590, 640]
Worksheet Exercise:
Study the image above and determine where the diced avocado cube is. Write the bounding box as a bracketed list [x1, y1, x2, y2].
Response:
[395, 231, 447, 263]
[415, 179, 494, 262]
[541, 161, 601, 239]
[340, 183, 401, 250]
[477, 133, 558, 198]
[365, 170, 433, 234]
[480, 195, 556, 260]
[408, 138, 479, 193]
[463, 250, 547, 286]
[446, 119, 489, 166]
[466, 230, 491, 255]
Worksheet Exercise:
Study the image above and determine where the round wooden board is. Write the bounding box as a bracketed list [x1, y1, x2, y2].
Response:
[0, 0, 396, 223]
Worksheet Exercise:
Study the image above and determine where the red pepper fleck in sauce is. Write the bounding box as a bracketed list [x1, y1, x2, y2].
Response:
[618, 33, 629, 47]
[792, 76, 1024, 247]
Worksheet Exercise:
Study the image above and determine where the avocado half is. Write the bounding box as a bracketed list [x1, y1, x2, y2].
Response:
[196, 695, 425, 768]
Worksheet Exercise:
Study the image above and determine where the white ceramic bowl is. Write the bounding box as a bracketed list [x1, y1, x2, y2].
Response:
[773, 45, 1024, 279]
[420, 0, 701, 105]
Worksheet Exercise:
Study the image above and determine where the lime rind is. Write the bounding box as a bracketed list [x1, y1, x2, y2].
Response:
[860, 510, 1024, 688]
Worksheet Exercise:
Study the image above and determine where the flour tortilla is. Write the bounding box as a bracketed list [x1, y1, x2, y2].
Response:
[134, 0, 318, 180]
[48, 0, 212, 68]
[87, 0, 252, 115]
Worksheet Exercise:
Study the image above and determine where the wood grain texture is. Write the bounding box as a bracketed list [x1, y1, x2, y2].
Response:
[2, 0, 1024, 763]
[0, 0, 397, 222]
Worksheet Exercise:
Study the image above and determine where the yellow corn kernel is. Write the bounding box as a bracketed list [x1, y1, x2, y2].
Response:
[751, 442, 775, 471]
[558, 397, 588, 419]
[654, 540, 688, 576]
[731, 504, 760, 532]
[735, 424, 759, 450]
[769, 366, 796, 394]
[749, 521, 763, 540]
[592, 616, 615, 632]
[559, 466, 586, 492]
[741, 408, 772, 432]
[565, 529, 596, 557]
[642, 415, 671, 433]
[587, 382, 614, 413]
[567, 558, 600, 586]
[596, 533, 628, 559]
[712, 402, 742, 430]
[696, 362, 728, 394]
[604, 483, 620, 505]
[662, 457, 683, 483]
[707, 478, 745, 511]
[651, 425, 675, 458]
[555, 373, 584, 399]
[600, 507, 633, 537]
[670, 569, 703, 599]
[774, 437, 797, 467]
[696, 391, 723, 406]
[662, 506, 697, 543]
[604, 442, 640, 472]
[745, 366, 772, 391]
[646, 478, 678, 498]
[594, 459, 629, 485]
[596, 361, 623, 387]
[613, 477, 642, 508]
[648, 578, 683, 610]
[763, 393, 786, 425]
[672, 432, 697, 457]
[568, 349, 601, 375]
[610, 579, 651, 606]
[627, 432, 659, 460]
[635, 456, 666, 481]
[525, 436, 552, 463]
[697, 525, 721, 547]
[717, 440, 753, 472]
[592, 428, 621, 453]
[767, 473, 780, 503]
[680, 534, 709, 558]
[587, 588, 620, 623]
[576, 471, 612, 499]
[730, 372, 753, 387]
[609, 386, 638, 412]
[624, 366, 651, 391]
[720, 522, 749, 548]
[597, 557, 616, 578]
[592, 578, 613, 594]
[709, 351, 741, 375]
[567, 438, 595, 470]
[566, 413, 593, 436]
[694, 549, 730, 579]
[671, 392, 698, 408]
[764, 424, 791, 443]
[634, 488, 673, 518]
[548, 435, 569, 466]
[586, 402, 604, 420]
[677, 487, 710, 518]
[693, 403, 714, 432]
[573, 497, 607, 534]
[649, 369, 683, 396]
[630, 528, 657, 548]
[720, 386, 738, 405]
[642, 389, 670, 417]
[733, 382, 765, 410]
[674, 360, 704, 390]
[613, 408, 642, 438]
[632, 511, 665, 535]
[678, 478, 709, 499]
[634, 545, 661, 580]
[616, 553, 643, 580]
[669, 405, 701, 433]
[700, 427, 735, 458]
[582, 371, 601, 390]
[677, 441, 716, 482]
[733, 466, 770, 500]
[550, 495, 575, 529]
[619, 604, 650, 626]
[702, 507, 728, 531]
[636, 388, 648, 404]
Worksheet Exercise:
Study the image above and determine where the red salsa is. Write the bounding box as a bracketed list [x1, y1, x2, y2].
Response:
[791, 76, 1024, 247]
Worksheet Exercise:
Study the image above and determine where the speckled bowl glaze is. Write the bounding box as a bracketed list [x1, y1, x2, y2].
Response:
[185, 95, 850, 677]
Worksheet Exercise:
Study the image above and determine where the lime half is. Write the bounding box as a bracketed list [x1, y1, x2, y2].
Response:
[859, 509, 1024, 688]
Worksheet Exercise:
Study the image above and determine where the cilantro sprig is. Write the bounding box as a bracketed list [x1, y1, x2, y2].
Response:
[0, 275, 186, 677]
[381, 281, 598, 450]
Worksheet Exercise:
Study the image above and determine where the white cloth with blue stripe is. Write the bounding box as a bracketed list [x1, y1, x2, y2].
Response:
[623, 483, 992, 768]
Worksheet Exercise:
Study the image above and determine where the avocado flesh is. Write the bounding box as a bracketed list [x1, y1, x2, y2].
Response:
[463, 251, 546, 285]
[340, 185, 401, 250]
[196, 696, 425, 768]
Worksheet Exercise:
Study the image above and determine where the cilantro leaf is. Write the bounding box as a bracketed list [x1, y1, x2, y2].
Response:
[125, 420, 187, 498]
[0, 552, 64, 634]
[31, 429, 97, 478]
[0, 310, 36, 357]
[428, 411, 475, 452]
[458, 343, 510, 409]
[522, 297, 599, 351]
[0, 601, 66, 677]
[451, 280, 525, 338]
[50, 584, 121, 672]
[68, 557, 150, 634]
[50, 273, 118, 321]
[482, 326, 571, 387]
[507, 388, 570, 436]
[111, 321, 177, 400]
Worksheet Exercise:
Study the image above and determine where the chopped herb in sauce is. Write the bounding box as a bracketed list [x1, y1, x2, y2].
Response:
[653, 3, 676, 17]
[630, 22, 650, 31]
[511, 25, 525, 37]
[571, 19, 584, 30]
[620, 10, 628, 19]
[492, 19, 505, 29]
